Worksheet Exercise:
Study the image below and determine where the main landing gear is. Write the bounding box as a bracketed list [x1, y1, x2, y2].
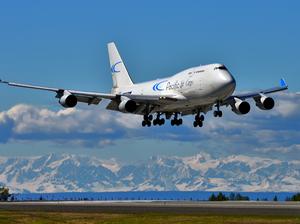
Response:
[142, 114, 153, 127]
[142, 113, 165, 127]
[142, 112, 183, 127]
[193, 112, 204, 127]
[171, 113, 183, 126]
[153, 113, 165, 126]
[213, 101, 223, 117]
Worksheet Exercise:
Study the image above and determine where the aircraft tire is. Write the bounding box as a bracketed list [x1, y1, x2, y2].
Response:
[179, 119, 183, 125]
[200, 115, 205, 121]
[171, 120, 175, 126]
[213, 111, 218, 117]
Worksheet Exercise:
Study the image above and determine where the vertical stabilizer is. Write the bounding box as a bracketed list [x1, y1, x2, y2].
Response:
[108, 42, 133, 91]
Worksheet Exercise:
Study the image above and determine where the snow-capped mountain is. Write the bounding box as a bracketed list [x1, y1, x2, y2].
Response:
[0, 153, 299, 193]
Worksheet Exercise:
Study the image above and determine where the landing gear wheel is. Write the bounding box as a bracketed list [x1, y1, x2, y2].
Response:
[143, 114, 154, 127]
[213, 111, 218, 117]
[214, 101, 223, 118]
[200, 115, 205, 121]
[171, 120, 175, 126]
[195, 114, 205, 121]
[171, 112, 183, 126]
[159, 119, 165, 126]
[193, 119, 204, 127]
[193, 121, 197, 127]
[178, 118, 183, 125]
[214, 110, 223, 117]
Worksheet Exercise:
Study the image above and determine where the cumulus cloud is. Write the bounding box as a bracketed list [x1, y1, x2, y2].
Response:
[0, 93, 299, 157]
[268, 93, 300, 117]
[0, 104, 140, 146]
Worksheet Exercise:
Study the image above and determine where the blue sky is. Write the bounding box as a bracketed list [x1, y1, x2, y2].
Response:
[0, 0, 299, 162]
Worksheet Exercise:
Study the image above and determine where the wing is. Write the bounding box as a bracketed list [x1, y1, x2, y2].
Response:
[0, 79, 116, 105]
[223, 78, 288, 104]
[0, 79, 183, 108]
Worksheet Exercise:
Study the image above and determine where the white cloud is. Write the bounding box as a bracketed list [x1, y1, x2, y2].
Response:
[270, 93, 300, 117]
[0, 92, 299, 159]
[0, 104, 140, 135]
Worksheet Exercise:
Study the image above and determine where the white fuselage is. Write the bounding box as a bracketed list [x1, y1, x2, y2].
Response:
[116, 63, 236, 113]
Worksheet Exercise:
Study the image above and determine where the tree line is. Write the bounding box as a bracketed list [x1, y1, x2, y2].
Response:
[209, 192, 300, 201]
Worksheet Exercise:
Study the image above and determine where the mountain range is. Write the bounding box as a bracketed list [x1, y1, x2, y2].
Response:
[0, 153, 299, 193]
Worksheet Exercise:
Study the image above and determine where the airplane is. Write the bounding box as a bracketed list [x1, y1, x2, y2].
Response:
[0, 42, 288, 127]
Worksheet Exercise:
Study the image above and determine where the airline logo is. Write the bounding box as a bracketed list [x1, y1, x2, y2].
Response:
[152, 80, 168, 91]
[111, 61, 122, 73]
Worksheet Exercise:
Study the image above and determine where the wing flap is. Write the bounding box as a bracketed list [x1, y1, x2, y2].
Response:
[121, 93, 186, 104]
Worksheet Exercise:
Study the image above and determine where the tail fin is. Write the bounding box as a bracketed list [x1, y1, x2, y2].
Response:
[108, 42, 133, 91]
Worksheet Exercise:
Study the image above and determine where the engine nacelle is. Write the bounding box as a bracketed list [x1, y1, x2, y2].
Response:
[255, 96, 274, 110]
[59, 94, 77, 108]
[231, 98, 250, 115]
[118, 98, 137, 113]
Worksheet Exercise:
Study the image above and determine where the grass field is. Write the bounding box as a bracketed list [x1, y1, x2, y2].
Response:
[0, 211, 299, 224]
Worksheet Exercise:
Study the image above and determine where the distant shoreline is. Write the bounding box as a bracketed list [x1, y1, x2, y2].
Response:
[9, 191, 299, 202]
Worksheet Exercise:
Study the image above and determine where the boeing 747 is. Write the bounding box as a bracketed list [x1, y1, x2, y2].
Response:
[0, 42, 288, 127]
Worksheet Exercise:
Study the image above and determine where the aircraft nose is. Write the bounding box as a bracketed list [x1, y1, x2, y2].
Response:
[219, 71, 236, 92]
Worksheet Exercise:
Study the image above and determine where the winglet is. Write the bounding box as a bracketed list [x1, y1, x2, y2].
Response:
[280, 78, 287, 88]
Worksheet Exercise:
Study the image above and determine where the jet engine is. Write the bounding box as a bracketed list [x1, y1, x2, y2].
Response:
[254, 95, 274, 110]
[59, 94, 77, 108]
[231, 98, 250, 115]
[118, 97, 137, 113]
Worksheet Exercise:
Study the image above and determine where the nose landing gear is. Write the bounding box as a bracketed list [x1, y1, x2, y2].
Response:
[214, 101, 223, 117]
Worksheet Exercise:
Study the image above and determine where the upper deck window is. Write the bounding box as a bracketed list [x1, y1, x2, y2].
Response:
[214, 65, 227, 70]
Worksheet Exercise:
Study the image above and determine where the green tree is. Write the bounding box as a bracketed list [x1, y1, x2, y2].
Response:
[235, 193, 249, 201]
[0, 187, 10, 201]
[209, 193, 216, 201]
[229, 193, 235, 201]
[273, 195, 278, 201]
[291, 193, 300, 201]
[217, 192, 228, 201]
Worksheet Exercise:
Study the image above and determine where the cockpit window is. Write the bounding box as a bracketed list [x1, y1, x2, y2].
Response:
[214, 65, 227, 70]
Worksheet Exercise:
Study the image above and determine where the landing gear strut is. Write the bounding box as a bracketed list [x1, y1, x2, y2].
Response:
[171, 113, 183, 126]
[153, 113, 165, 126]
[142, 114, 153, 127]
[214, 101, 223, 117]
[193, 112, 204, 127]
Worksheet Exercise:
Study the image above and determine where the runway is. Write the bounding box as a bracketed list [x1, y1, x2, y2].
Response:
[0, 201, 300, 216]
